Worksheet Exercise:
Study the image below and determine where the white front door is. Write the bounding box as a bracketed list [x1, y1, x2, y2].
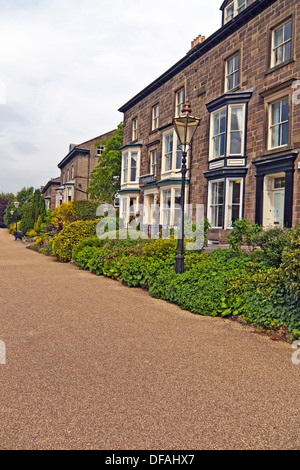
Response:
[273, 190, 285, 228]
[263, 173, 285, 229]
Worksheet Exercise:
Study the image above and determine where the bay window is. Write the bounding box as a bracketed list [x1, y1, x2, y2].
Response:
[210, 180, 224, 228]
[208, 178, 243, 229]
[210, 104, 246, 160]
[162, 129, 183, 176]
[121, 147, 141, 186]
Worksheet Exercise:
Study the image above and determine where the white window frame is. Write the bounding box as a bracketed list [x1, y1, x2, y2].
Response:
[208, 179, 225, 229]
[152, 105, 159, 131]
[208, 178, 244, 229]
[209, 104, 246, 161]
[224, 0, 246, 24]
[227, 104, 246, 157]
[160, 185, 188, 228]
[210, 107, 227, 161]
[268, 97, 289, 150]
[132, 118, 138, 141]
[150, 149, 158, 177]
[175, 88, 185, 117]
[225, 53, 239, 92]
[162, 129, 184, 177]
[225, 178, 244, 229]
[271, 19, 292, 68]
[121, 149, 141, 187]
[97, 144, 105, 156]
[120, 194, 139, 226]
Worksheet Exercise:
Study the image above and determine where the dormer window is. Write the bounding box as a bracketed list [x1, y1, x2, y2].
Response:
[224, 0, 247, 24]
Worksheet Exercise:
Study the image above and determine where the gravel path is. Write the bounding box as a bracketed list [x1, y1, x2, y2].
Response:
[0, 229, 299, 450]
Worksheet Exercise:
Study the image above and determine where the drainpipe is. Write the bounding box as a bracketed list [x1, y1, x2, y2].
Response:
[87, 151, 90, 200]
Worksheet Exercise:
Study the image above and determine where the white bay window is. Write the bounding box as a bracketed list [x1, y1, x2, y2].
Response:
[208, 178, 244, 229]
[162, 129, 183, 177]
[121, 148, 141, 187]
[210, 104, 246, 160]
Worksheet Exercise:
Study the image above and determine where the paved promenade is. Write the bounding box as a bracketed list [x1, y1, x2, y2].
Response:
[0, 229, 299, 450]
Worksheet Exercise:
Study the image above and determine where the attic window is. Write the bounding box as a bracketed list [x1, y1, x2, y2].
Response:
[224, 0, 247, 24]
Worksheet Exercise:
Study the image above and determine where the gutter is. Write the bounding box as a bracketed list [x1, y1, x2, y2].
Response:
[118, 0, 277, 113]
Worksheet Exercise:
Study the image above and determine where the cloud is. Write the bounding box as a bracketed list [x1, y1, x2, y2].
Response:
[0, 0, 221, 193]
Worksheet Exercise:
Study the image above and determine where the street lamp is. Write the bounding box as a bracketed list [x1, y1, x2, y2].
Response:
[173, 98, 201, 274]
[13, 199, 20, 240]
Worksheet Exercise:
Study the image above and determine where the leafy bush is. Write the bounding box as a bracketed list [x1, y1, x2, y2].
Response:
[281, 224, 300, 299]
[50, 202, 76, 228]
[227, 218, 262, 254]
[142, 238, 178, 260]
[254, 227, 290, 267]
[73, 200, 99, 221]
[26, 229, 37, 238]
[227, 267, 300, 338]
[76, 246, 99, 271]
[149, 252, 266, 316]
[72, 236, 103, 261]
[8, 221, 22, 234]
[52, 219, 100, 262]
[121, 256, 174, 288]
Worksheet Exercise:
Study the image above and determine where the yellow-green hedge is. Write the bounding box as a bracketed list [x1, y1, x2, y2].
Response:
[52, 219, 101, 262]
[8, 221, 22, 234]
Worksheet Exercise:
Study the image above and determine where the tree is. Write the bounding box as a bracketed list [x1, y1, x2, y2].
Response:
[0, 193, 14, 228]
[20, 189, 46, 234]
[4, 187, 34, 228]
[87, 122, 123, 204]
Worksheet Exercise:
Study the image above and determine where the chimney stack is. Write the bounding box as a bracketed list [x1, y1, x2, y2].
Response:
[190, 34, 206, 49]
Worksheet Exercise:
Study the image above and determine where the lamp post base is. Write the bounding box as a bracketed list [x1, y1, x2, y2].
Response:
[175, 253, 184, 274]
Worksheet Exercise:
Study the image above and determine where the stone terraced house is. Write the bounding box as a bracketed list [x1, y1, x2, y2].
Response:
[118, 0, 300, 244]
[55, 130, 116, 207]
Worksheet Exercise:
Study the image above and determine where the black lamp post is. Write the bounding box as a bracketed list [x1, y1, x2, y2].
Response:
[13, 199, 19, 240]
[173, 98, 201, 274]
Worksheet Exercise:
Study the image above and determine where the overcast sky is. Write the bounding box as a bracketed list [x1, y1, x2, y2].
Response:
[0, 0, 221, 194]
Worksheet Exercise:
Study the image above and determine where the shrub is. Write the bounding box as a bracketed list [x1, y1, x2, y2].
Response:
[26, 229, 37, 238]
[52, 219, 101, 262]
[227, 218, 262, 254]
[34, 215, 43, 234]
[8, 221, 22, 234]
[254, 227, 290, 267]
[121, 256, 173, 288]
[75, 246, 98, 270]
[142, 238, 178, 260]
[73, 200, 99, 221]
[50, 202, 76, 228]
[227, 267, 300, 338]
[72, 236, 103, 260]
[281, 224, 300, 299]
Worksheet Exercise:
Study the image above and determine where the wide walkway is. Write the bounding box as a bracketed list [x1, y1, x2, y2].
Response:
[0, 229, 299, 450]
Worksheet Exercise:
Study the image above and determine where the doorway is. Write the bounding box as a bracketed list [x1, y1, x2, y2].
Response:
[263, 173, 285, 228]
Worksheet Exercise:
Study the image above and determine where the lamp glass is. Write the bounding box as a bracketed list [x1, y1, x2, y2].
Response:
[173, 115, 201, 148]
[14, 200, 20, 208]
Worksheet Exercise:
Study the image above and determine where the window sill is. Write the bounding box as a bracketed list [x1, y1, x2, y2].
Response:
[265, 58, 294, 76]
[260, 145, 292, 157]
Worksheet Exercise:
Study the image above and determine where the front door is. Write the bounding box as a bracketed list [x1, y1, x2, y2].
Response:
[263, 173, 285, 229]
